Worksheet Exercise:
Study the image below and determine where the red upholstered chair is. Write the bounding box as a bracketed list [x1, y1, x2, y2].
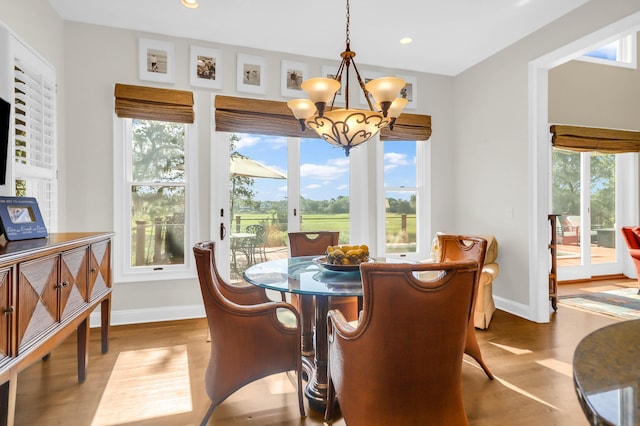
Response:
[620, 227, 640, 294]
[325, 260, 479, 426]
[193, 241, 305, 424]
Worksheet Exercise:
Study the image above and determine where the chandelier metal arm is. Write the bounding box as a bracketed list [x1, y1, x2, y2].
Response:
[349, 58, 375, 111]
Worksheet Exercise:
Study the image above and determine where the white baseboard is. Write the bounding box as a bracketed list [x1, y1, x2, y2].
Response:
[494, 295, 538, 323]
[89, 304, 206, 328]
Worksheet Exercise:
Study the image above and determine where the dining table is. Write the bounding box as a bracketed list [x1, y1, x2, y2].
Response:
[243, 255, 407, 412]
[573, 319, 640, 425]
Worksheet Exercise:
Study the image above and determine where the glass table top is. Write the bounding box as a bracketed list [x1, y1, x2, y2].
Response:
[243, 256, 413, 297]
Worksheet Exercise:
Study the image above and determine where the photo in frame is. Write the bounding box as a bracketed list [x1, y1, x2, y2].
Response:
[321, 65, 345, 105]
[190, 46, 222, 89]
[0, 196, 48, 241]
[359, 70, 382, 107]
[138, 38, 175, 83]
[397, 75, 418, 109]
[237, 53, 267, 94]
[281, 60, 308, 98]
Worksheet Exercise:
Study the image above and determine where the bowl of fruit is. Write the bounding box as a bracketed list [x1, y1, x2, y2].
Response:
[313, 244, 372, 272]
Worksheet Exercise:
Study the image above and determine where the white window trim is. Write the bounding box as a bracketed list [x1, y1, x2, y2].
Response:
[113, 115, 199, 283]
[373, 138, 431, 261]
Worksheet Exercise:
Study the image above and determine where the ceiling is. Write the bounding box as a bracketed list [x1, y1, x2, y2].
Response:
[48, 0, 591, 76]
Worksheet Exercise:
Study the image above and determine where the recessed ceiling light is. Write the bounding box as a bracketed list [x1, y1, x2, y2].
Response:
[400, 37, 413, 45]
[181, 0, 199, 9]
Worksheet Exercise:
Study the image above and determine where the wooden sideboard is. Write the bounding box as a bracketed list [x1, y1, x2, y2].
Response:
[0, 232, 113, 426]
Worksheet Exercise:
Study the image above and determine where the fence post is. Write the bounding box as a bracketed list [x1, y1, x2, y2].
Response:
[401, 214, 408, 243]
[154, 218, 163, 263]
[235, 215, 241, 232]
[135, 220, 147, 266]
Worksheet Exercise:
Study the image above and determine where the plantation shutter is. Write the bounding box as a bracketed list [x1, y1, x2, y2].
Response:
[550, 125, 640, 153]
[214, 95, 432, 141]
[11, 37, 57, 230]
[114, 83, 194, 124]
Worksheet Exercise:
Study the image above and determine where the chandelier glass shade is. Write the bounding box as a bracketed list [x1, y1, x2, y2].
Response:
[287, 0, 408, 156]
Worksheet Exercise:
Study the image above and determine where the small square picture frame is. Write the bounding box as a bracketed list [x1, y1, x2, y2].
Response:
[0, 196, 48, 241]
[397, 75, 418, 109]
[237, 53, 267, 94]
[190, 46, 222, 89]
[281, 60, 309, 98]
[138, 38, 175, 83]
[359, 70, 382, 107]
[321, 65, 345, 105]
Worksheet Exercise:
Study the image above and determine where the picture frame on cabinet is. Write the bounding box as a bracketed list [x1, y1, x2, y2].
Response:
[321, 65, 345, 105]
[190, 46, 222, 89]
[0, 196, 48, 241]
[359, 70, 382, 107]
[281, 60, 308, 98]
[397, 74, 418, 109]
[138, 38, 175, 83]
[237, 53, 267, 94]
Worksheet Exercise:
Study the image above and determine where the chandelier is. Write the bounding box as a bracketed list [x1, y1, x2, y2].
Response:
[287, 0, 408, 156]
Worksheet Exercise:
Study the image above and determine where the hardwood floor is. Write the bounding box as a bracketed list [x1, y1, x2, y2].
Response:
[12, 278, 633, 425]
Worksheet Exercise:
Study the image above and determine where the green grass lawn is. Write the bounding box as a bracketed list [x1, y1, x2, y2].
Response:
[232, 212, 416, 246]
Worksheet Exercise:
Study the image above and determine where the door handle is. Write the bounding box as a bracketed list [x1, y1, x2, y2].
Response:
[220, 223, 226, 240]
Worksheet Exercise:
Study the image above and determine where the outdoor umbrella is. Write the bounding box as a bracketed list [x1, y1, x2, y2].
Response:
[230, 156, 287, 179]
[230, 155, 287, 216]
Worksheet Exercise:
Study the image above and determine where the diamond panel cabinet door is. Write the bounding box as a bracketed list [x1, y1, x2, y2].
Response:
[17, 255, 58, 352]
[88, 240, 111, 302]
[60, 247, 89, 322]
[0, 268, 11, 361]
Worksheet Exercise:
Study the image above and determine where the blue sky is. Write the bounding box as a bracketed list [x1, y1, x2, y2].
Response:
[233, 134, 416, 202]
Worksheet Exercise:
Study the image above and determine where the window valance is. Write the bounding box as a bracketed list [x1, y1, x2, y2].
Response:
[114, 83, 194, 124]
[550, 124, 640, 153]
[215, 95, 432, 141]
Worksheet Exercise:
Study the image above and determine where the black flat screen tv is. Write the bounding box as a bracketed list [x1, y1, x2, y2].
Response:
[0, 97, 8, 185]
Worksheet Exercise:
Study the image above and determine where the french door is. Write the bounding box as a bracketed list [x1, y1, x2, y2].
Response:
[553, 149, 636, 280]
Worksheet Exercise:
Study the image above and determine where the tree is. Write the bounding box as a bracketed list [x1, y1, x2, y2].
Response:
[552, 148, 615, 228]
[229, 134, 255, 215]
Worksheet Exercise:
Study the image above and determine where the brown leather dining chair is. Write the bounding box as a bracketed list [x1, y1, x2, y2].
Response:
[325, 260, 480, 426]
[437, 234, 493, 379]
[193, 241, 305, 425]
[287, 231, 359, 355]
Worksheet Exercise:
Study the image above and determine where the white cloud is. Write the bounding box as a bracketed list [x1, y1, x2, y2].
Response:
[300, 161, 348, 180]
[235, 134, 287, 150]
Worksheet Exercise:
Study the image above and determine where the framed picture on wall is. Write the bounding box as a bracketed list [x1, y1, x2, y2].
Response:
[138, 38, 175, 83]
[281, 60, 308, 98]
[321, 65, 344, 105]
[237, 53, 267, 94]
[359, 70, 382, 107]
[397, 74, 418, 109]
[190, 46, 222, 89]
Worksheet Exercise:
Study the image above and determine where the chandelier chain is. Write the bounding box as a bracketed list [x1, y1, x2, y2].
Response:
[345, 0, 350, 47]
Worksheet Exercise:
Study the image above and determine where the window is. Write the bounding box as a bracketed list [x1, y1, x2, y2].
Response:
[579, 34, 636, 68]
[382, 141, 419, 256]
[10, 35, 57, 230]
[113, 85, 197, 282]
